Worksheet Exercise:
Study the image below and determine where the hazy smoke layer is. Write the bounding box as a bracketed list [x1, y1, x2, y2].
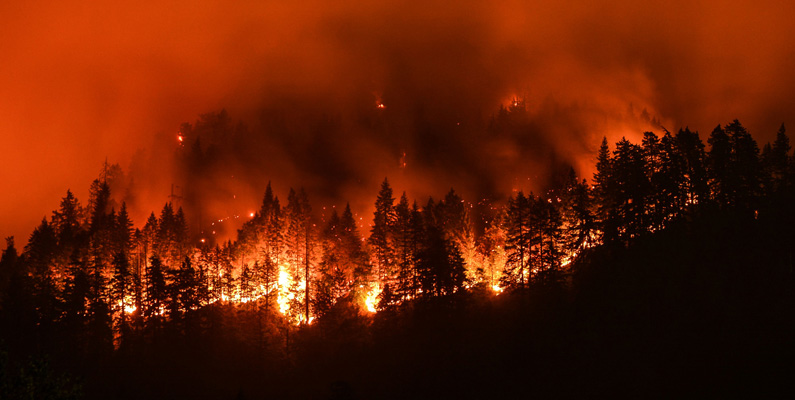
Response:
[2, 0, 795, 240]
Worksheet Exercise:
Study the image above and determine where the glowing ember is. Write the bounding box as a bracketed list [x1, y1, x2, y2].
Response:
[491, 284, 504, 294]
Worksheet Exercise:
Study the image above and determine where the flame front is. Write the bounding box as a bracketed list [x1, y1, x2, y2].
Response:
[277, 266, 291, 315]
[365, 285, 380, 313]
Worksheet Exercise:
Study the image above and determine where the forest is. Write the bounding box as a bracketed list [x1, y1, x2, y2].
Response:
[1, 113, 794, 399]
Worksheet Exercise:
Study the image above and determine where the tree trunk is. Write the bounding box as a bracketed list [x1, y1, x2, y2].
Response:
[304, 222, 310, 324]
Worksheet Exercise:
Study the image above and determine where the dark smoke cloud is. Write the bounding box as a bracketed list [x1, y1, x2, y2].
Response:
[2, 0, 795, 240]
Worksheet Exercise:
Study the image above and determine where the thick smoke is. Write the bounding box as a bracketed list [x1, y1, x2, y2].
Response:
[2, 0, 795, 240]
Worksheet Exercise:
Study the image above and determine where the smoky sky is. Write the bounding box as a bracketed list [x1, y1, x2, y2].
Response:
[3, 0, 795, 241]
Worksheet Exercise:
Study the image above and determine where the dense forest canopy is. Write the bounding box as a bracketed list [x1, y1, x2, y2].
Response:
[1, 110, 793, 398]
[3, 1, 795, 398]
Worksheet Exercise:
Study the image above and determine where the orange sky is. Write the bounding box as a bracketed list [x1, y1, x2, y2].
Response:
[2, 0, 795, 242]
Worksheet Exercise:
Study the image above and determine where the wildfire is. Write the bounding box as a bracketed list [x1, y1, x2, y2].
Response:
[118, 296, 138, 314]
[364, 286, 380, 313]
[277, 267, 292, 315]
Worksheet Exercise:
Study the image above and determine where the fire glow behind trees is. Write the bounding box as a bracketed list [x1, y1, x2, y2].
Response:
[1, 1, 795, 398]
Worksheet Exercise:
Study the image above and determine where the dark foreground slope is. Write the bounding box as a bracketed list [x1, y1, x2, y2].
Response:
[2, 213, 793, 399]
[291, 216, 794, 399]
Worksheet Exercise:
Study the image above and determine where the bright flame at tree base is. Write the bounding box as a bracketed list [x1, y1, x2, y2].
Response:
[364, 286, 380, 313]
[277, 267, 291, 315]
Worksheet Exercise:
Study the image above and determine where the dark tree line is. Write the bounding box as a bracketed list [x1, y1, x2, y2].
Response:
[1, 117, 794, 398]
[3, 120, 794, 335]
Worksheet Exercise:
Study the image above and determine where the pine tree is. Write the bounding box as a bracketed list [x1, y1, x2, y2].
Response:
[284, 188, 313, 323]
[86, 293, 113, 358]
[140, 213, 158, 268]
[772, 123, 791, 162]
[315, 212, 346, 318]
[642, 131, 665, 230]
[645, 131, 688, 230]
[51, 190, 83, 271]
[62, 255, 91, 352]
[0, 237, 37, 352]
[480, 212, 507, 291]
[340, 203, 369, 295]
[239, 263, 255, 302]
[408, 201, 425, 297]
[88, 180, 111, 234]
[257, 182, 284, 259]
[260, 183, 284, 265]
[110, 251, 133, 344]
[762, 124, 793, 217]
[559, 169, 596, 256]
[174, 207, 190, 262]
[25, 219, 60, 334]
[392, 193, 415, 301]
[318, 210, 343, 303]
[0, 237, 19, 302]
[612, 138, 649, 240]
[416, 226, 466, 298]
[726, 120, 762, 213]
[502, 192, 532, 289]
[156, 203, 177, 267]
[593, 137, 616, 243]
[370, 178, 395, 286]
[144, 254, 167, 332]
[25, 219, 57, 278]
[166, 256, 200, 322]
[437, 189, 478, 283]
[315, 204, 369, 315]
[530, 195, 564, 287]
[708, 124, 732, 208]
[769, 124, 791, 189]
[376, 282, 397, 311]
[258, 256, 279, 320]
[115, 203, 134, 255]
[675, 128, 710, 208]
[216, 243, 237, 302]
